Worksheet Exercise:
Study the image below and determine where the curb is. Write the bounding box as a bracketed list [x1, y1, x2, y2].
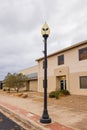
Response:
[0, 105, 49, 130]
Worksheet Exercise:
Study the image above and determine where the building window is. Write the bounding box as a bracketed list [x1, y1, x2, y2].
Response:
[80, 76, 87, 89]
[79, 47, 87, 61]
[58, 55, 64, 65]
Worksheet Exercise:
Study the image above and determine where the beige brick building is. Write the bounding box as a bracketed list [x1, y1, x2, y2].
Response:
[20, 40, 87, 95]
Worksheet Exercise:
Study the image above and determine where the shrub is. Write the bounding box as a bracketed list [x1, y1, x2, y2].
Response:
[59, 90, 70, 95]
[49, 91, 56, 98]
[49, 90, 70, 99]
[3, 88, 6, 91]
[55, 91, 60, 99]
[49, 91, 60, 99]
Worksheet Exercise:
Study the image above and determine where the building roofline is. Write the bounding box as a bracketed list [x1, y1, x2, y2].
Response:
[19, 65, 38, 72]
[36, 40, 87, 61]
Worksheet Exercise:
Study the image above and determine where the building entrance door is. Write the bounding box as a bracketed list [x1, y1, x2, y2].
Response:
[56, 76, 66, 90]
[60, 80, 66, 90]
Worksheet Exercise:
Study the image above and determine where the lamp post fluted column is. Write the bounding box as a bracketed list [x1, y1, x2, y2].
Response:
[40, 23, 51, 124]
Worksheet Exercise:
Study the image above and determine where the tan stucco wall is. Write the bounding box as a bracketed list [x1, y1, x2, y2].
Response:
[19, 65, 38, 92]
[19, 65, 38, 75]
[38, 43, 87, 95]
[65, 44, 87, 73]
[38, 76, 56, 92]
[19, 42, 87, 95]
[69, 72, 87, 95]
[29, 80, 38, 91]
[54, 67, 70, 90]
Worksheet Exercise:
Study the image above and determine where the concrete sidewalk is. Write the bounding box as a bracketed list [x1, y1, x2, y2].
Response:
[0, 100, 73, 130]
[0, 92, 87, 130]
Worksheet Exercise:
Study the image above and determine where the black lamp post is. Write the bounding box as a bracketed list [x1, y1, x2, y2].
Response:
[40, 23, 51, 124]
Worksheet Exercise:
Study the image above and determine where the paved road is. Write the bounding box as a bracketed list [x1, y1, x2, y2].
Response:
[0, 112, 25, 130]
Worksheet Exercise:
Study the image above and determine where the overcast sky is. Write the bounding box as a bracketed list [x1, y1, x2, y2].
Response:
[0, 0, 87, 80]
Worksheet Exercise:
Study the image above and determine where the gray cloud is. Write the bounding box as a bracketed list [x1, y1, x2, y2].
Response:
[0, 0, 43, 34]
[0, 0, 87, 80]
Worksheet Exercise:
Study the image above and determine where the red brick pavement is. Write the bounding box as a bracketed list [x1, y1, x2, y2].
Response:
[46, 122, 73, 130]
[0, 101, 73, 130]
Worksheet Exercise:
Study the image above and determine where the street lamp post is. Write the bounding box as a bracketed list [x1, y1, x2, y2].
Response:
[40, 23, 51, 124]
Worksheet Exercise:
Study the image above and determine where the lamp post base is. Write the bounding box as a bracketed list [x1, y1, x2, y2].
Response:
[40, 117, 51, 124]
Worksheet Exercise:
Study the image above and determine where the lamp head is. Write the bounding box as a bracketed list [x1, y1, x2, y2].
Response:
[41, 22, 50, 38]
